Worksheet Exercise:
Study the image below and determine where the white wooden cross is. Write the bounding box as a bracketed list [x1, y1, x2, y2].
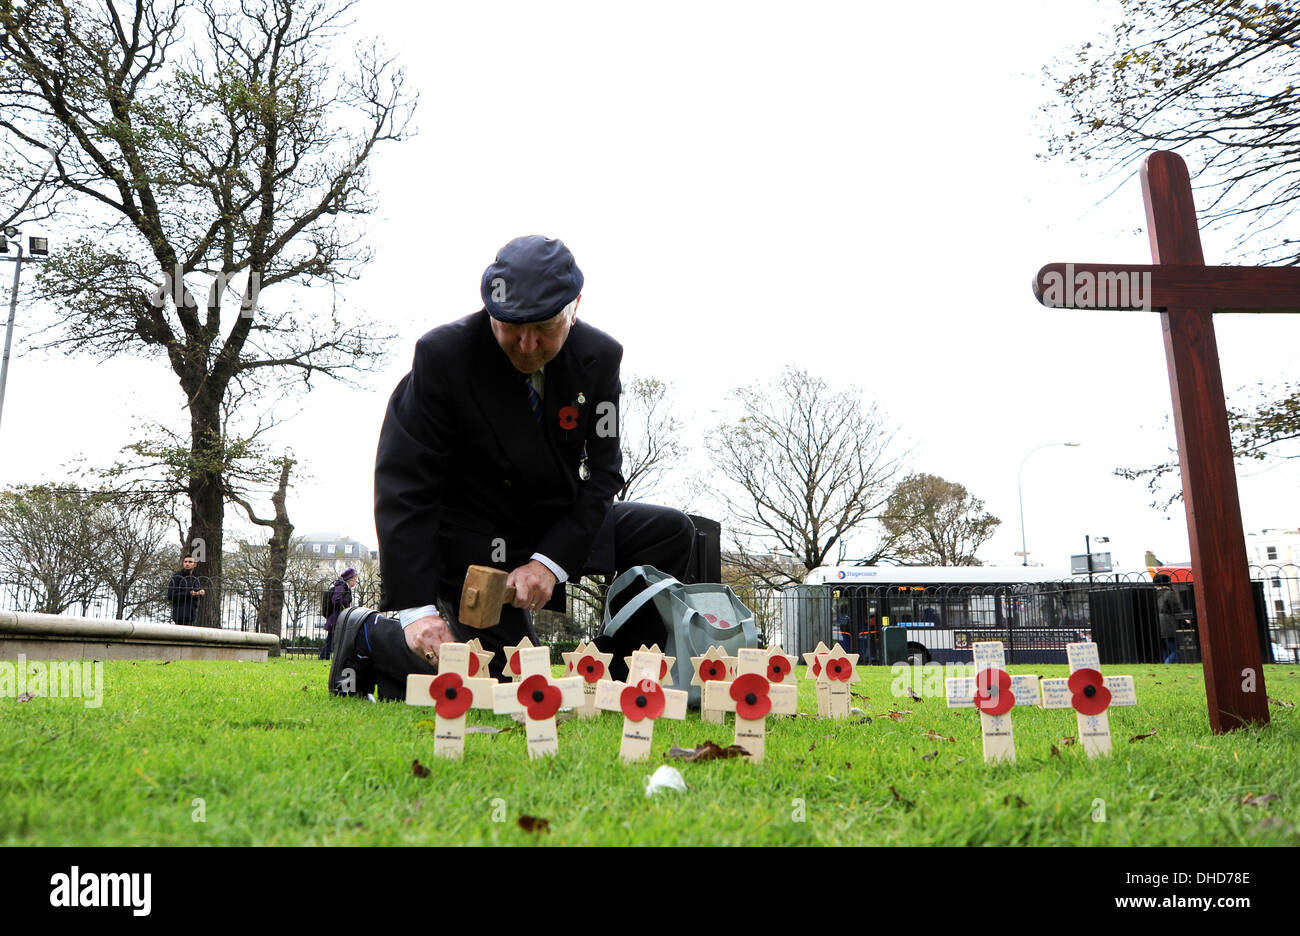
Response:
[690, 645, 736, 724]
[703, 647, 798, 763]
[502, 635, 537, 682]
[945, 641, 1042, 764]
[491, 646, 583, 760]
[816, 643, 859, 719]
[593, 649, 688, 761]
[802, 640, 832, 717]
[624, 643, 675, 685]
[1041, 642, 1138, 758]
[561, 639, 614, 719]
[404, 642, 498, 759]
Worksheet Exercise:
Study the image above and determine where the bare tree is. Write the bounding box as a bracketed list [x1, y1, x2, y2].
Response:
[618, 376, 688, 502]
[1042, 0, 1300, 264]
[227, 454, 294, 643]
[0, 485, 98, 614]
[880, 473, 1001, 566]
[84, 492, 176, 619]
[707, 367, 907, 587]
[0, 0, 413, 595]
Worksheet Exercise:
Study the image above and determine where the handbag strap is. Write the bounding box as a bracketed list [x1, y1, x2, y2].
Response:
[602, 575, 680, 636]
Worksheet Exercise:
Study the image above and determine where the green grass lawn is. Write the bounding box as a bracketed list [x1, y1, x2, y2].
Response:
[2, 658, 1296, 845]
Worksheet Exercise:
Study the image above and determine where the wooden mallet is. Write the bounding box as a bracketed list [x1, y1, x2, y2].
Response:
[459, 564, 516, 629]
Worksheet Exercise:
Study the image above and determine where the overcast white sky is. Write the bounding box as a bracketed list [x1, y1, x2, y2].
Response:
[3, 0, 1298, 575]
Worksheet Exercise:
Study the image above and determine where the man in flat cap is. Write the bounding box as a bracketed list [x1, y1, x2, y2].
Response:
[331, 235, 695, 700]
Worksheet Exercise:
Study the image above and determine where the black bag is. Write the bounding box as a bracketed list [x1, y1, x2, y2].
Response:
[320, 587, 334, 619]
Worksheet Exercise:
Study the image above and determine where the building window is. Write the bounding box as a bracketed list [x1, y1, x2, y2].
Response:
[345, 544, 354, 555]
[327, 544, 336, 555]
[1272, 577, 1282, 589]
[1267, 546, 1278, 560]
[312, 544, 321, 554]
[1275, 599, 1285, 612]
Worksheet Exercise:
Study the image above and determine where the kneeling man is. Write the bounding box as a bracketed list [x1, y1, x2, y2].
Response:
[331, 235, 694, 699]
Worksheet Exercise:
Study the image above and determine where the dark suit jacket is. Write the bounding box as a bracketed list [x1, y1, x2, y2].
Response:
[375, 309, 624, 611]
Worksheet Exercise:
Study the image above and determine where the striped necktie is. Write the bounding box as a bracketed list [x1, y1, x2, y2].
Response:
[524, 373, 543, 424]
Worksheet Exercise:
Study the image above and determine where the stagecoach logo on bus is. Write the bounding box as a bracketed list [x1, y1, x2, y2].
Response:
[1039, 263, 1152, 311]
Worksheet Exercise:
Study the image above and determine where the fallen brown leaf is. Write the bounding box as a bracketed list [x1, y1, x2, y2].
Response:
[1049, 744, 1061, 759]
[921, 750, 938, 761]
[888, 785, 915, 811]
[1059, 736, 1076, 747]
[1269, 697, 1294, 709]
[16, 692, 35, 703]
[300, 685, 309, 691]
[1129, 729, 1159, 743]
[1003, 794, 1027, 808]
[665, 740, 749, 762]
[1241, 792, 1280, 807]
[907, 687, 923, 702]
[518, 815, 550, 833]
[924, 729, 956, 743]
[850, 715, 873, 725]
[411, 759, 431, 778]
[878, 709, 914, 721]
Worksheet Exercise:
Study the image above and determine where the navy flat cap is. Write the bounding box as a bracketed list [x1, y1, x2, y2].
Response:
[481, 235, 584, 323]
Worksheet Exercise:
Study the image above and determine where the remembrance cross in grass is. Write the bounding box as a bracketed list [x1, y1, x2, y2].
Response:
[1033, 151, 1300, 733]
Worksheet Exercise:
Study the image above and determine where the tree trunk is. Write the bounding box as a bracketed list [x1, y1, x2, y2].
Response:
[186, 391, 226, 628]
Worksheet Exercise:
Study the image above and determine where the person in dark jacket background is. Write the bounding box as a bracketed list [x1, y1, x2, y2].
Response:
[320, 568, 358, 660]
[1155, 573, 1184, 664]
[166, 555, 205, 625]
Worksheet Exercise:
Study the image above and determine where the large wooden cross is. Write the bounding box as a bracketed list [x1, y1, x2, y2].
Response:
[1033, 150, 1300, 732]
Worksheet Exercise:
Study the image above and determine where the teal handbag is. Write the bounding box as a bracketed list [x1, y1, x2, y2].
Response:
[601, 565, 758, 708]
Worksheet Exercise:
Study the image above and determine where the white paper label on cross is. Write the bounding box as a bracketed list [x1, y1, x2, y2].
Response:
[624, 643, 675, 686]
[944, 641, 1041, 764]
[491, 646, 583, 759]
[816, 644, 859, 719]
[802, 641, 831, 717]
[703, 648, 797, 763]
[1040, 642, 1137, 758]
[405, 642, 498, 759]
[593, 651, 688, 761]
[562, 640, 613, 719]
[691, 645, 737, 724]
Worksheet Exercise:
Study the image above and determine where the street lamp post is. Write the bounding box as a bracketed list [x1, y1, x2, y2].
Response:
[1017, 441, 1081, 567]
[1085, 534, 1109, 584]
[0, 226, 50, 434]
